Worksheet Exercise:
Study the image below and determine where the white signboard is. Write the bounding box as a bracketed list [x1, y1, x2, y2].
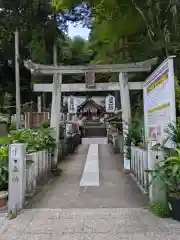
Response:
[143, 56, 176, 146]
[105, 95, 115, 113]
[68, 96, 77, 114]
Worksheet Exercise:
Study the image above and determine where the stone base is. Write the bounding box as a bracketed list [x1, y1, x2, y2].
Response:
[123, 168, 131, 174]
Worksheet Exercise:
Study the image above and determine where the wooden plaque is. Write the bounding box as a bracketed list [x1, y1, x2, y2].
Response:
[85, 72, 95, 88]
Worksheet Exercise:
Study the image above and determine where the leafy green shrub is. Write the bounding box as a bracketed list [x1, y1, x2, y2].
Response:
[0, 127, 56, 191]
[165, 118, 180, 147]
[0, 147, 8, 191]
[152, 118, 180, 159]
[124, 118, 144, 159]
[41, 121, 50, 128]
[149, 148, 180, 199]
[0, 127, 56, 153]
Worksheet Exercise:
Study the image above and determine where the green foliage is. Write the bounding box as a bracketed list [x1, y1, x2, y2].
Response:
[0, 127, 56, 154]
[149, 203, 170, 218]
[125, 120, 142, 148]
[124, 118, 144, 160]
[165, 119, 180, 147]
[9, 128, 56, 153]
[152, 118, 180, 161]
[42, 121, 50, 128]
[131, 0, 180, 56]
[29, 29, 47, 64]
[151, 117, 180, 158]
[60, 36, 92, 65]
[149, 148, 180, 196]
[52, 0, 180, 74]
[0, 147, 8, 191]
[0, 127, 56, 191]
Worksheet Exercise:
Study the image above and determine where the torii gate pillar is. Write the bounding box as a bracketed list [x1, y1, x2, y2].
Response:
[50, 73, 62, 168]
[119, 72, 131, 171]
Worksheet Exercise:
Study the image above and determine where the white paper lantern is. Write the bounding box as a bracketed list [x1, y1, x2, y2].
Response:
[105, 95, 115, 113]
[68, 96, 77, 114]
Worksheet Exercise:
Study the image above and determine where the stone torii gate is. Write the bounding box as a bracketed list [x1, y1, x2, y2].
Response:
[24, 58, 158, 169]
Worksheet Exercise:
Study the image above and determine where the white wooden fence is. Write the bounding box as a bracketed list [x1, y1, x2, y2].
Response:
[130, 145, 162, 194]
[26, 150, 52, 198]
[131, 146, 149, 193]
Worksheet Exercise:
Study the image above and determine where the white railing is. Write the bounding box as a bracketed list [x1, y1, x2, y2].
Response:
[131, 146, 149, 193]
[26, 150, 52, 198]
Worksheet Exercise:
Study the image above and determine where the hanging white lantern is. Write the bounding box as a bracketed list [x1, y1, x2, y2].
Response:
[105, 95, 115, 113]
[68, 96, 77, 114]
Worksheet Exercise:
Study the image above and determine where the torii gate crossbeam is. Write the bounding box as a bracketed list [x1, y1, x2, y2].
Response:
[33, 82, 144, 92]
[24, 58, 157, 75]
[24, 57, 158, 171]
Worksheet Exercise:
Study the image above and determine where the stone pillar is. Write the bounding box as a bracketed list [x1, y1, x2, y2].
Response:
[51, 43, 58, 128]
[8, 144, 26, 215]
[119, 72, 131, 170]
[37, 95, 41, 113]
[55, 74, 62, 142]
[67, 113, 70, 121]
[52, 74, 62, 168]
[50, 73, 57, 128]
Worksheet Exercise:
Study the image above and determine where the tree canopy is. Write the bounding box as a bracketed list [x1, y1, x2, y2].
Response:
[1, 0, 180, 113]
[0, 0, 94, 112]
[52, 0, 180, 114]
[52, 0, 180, 64]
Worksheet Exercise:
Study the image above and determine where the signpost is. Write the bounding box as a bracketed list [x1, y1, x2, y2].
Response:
[143, 56, 176, 204]
[144, 56, 176, 147]
[8, 144, 26, 215]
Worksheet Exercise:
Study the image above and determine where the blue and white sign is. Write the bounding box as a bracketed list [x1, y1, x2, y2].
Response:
[105, 95, 115, 113]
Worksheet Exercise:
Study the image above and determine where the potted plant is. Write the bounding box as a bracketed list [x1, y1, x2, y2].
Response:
[165, 148, 180, 221]
[149, 148, 180, 221]
[0, 191, 8, 208]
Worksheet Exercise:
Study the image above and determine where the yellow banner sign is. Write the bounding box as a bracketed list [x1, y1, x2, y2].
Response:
[147, 71, 168, 94]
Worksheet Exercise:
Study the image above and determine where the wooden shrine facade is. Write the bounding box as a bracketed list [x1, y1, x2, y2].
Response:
[77, 98, 105, 120]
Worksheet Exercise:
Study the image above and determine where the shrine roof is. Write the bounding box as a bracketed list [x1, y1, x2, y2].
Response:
[77, 98, 104, 110]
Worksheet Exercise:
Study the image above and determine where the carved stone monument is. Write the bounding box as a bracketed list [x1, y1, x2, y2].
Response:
[8, 144, 26, 215]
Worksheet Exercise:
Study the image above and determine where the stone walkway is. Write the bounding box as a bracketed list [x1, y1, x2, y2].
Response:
[25, 143, 147, 208]
[0, 142, 180, 239]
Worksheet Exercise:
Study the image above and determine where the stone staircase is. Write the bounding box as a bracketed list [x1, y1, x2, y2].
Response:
[84, 121, 107, 137]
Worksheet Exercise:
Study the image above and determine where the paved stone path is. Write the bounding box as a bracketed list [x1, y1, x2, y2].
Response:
[0, 142, 180, 239]
[80, 144, 99, 186]
[82, 137, 107, 144]
[26, 143, 147, 208]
